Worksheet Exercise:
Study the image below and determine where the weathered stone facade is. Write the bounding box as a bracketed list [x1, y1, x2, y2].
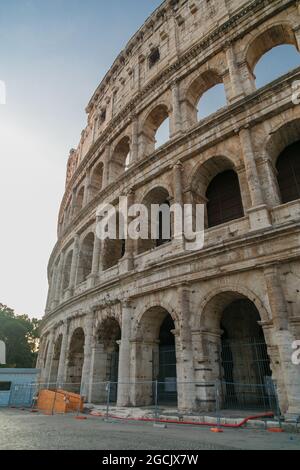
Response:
[38, 0, 300, 417]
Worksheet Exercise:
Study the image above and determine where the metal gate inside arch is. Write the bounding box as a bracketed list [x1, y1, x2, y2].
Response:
[220, 300, 273, 410]
[109, 351, 119, 403]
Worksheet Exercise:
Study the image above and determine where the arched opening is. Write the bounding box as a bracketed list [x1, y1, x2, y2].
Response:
[265, 119, 300, 206]
[276, 141, 300, 204]
[76, 187, 85, 214]
[49, 335, 62, 387]
[206, 170, 244, 228]
[43, 342, 49, 368]
[65, 202, 72, 226]
[254, 45, 300, 89]
[134, 307, 177, 407]
[62, 250, 73, 291]
[155, 117, 170, 149]
[190, 156, 244, 229]
[76, 233, 94, 284]
[157, 314, 177, 405]
[90, 162, 103, 198]
[186, 71, 226, 125]
[66, 328, 85, 392]
[110, 137, 131, 181]
[138, 187, 171, 254]
[102, 211, 126, 271]
[246, 24, 300, 90]
[90, 318, 121, 403]
[201, 292, 272, 411]
[220, 299, 272, 410]
[197, 83, 227, 120]
[143, 105, 170, 155]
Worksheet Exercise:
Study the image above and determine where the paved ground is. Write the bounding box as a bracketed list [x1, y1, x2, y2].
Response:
[0, 408, 299, 450]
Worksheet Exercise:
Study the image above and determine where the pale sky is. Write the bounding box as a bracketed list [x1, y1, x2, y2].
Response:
[0, 1, 299, 319]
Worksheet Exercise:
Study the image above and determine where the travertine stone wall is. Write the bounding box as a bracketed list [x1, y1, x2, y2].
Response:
[38, 0, 300, 417]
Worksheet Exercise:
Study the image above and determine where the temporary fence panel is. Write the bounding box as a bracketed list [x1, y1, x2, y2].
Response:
[220, 338, 273, 410]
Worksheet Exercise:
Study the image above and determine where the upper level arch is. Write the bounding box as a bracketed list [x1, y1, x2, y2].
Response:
[137, 185, 172, 254]
[141, 103, 170, 156]
[62, 249, 73, 291]
[184, 68, 227, 126]
[190, 155, 244, 228]
[76, 232, 95, 285]
[90, 161, 104, 198]
[110, 135, 131, 181]
[193, 285, 271, 332]
[245, 22, 300, 89]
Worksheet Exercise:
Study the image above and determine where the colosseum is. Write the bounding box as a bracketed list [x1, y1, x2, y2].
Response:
[38, 0, 300, 418]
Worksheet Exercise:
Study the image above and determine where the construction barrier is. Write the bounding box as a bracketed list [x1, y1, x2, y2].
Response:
[7, 379, 284, 431]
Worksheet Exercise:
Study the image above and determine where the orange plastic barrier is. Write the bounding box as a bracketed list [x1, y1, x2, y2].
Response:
[37, 389, 84, 414]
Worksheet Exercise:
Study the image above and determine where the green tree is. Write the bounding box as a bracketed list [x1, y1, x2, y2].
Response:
[0, 303, 40, 368]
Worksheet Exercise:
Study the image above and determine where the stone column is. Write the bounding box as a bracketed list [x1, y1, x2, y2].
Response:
[117, 301, 132, 406]
[36, 336, 47, 370]
[258, 157, 281, 207]
[52, 252, 65, 308]
[191, 329, 220, 412]
[83, 169, 91, 206]
[225, 42, 244, 102]
[81, 311, 94, 400]
[43, 330, 55, 386]
[57, 321, 69, 387]
[130, 116, 139, 163]
[239, 127, 271, 230]
[173, 162, 183, 206]
[176, 286, 196, 411]
[66, 235, 80, 298]
[172, 163, 185, 250]
[92, 116, 98, 143]
[264, 265, 300, 417]
[87, 228, 101, 288]
[168, 11, 179, 61]
[119, 191, 135, 274]
[103, 145, 111, 187]
[45, 268, 55, 313]
[71, 188, 77, 218]
[170, 80, 182, 137]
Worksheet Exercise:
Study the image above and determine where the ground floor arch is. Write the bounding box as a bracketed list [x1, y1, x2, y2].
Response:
[220, 299, 272, 409]
[49, 335, 62, 387]
[197, 291, 272, 410]
[132, 306, 178, 407]
[66, 328, 85, 392]
[89, 317, 121, 403]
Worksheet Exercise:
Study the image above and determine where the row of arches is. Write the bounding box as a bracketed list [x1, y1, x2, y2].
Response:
[57, 136, 300, 289]
[61, 22, 300, 231]
[46, 293, 272, 410]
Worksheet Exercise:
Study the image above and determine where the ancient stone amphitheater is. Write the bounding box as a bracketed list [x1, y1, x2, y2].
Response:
[38, 0, 300, 417]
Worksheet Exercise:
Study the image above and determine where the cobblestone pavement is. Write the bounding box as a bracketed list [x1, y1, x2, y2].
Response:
[0, 408, 299, 450]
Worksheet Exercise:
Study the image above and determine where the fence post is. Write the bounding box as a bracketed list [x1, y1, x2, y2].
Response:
[271, 380, 282, 429]
[215, 380, 222, 431]
[154, 380, 159, 423]
[105, 381, 111, 421]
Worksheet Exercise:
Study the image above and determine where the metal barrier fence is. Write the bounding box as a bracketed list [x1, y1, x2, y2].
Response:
[7, 379, 282, 427]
